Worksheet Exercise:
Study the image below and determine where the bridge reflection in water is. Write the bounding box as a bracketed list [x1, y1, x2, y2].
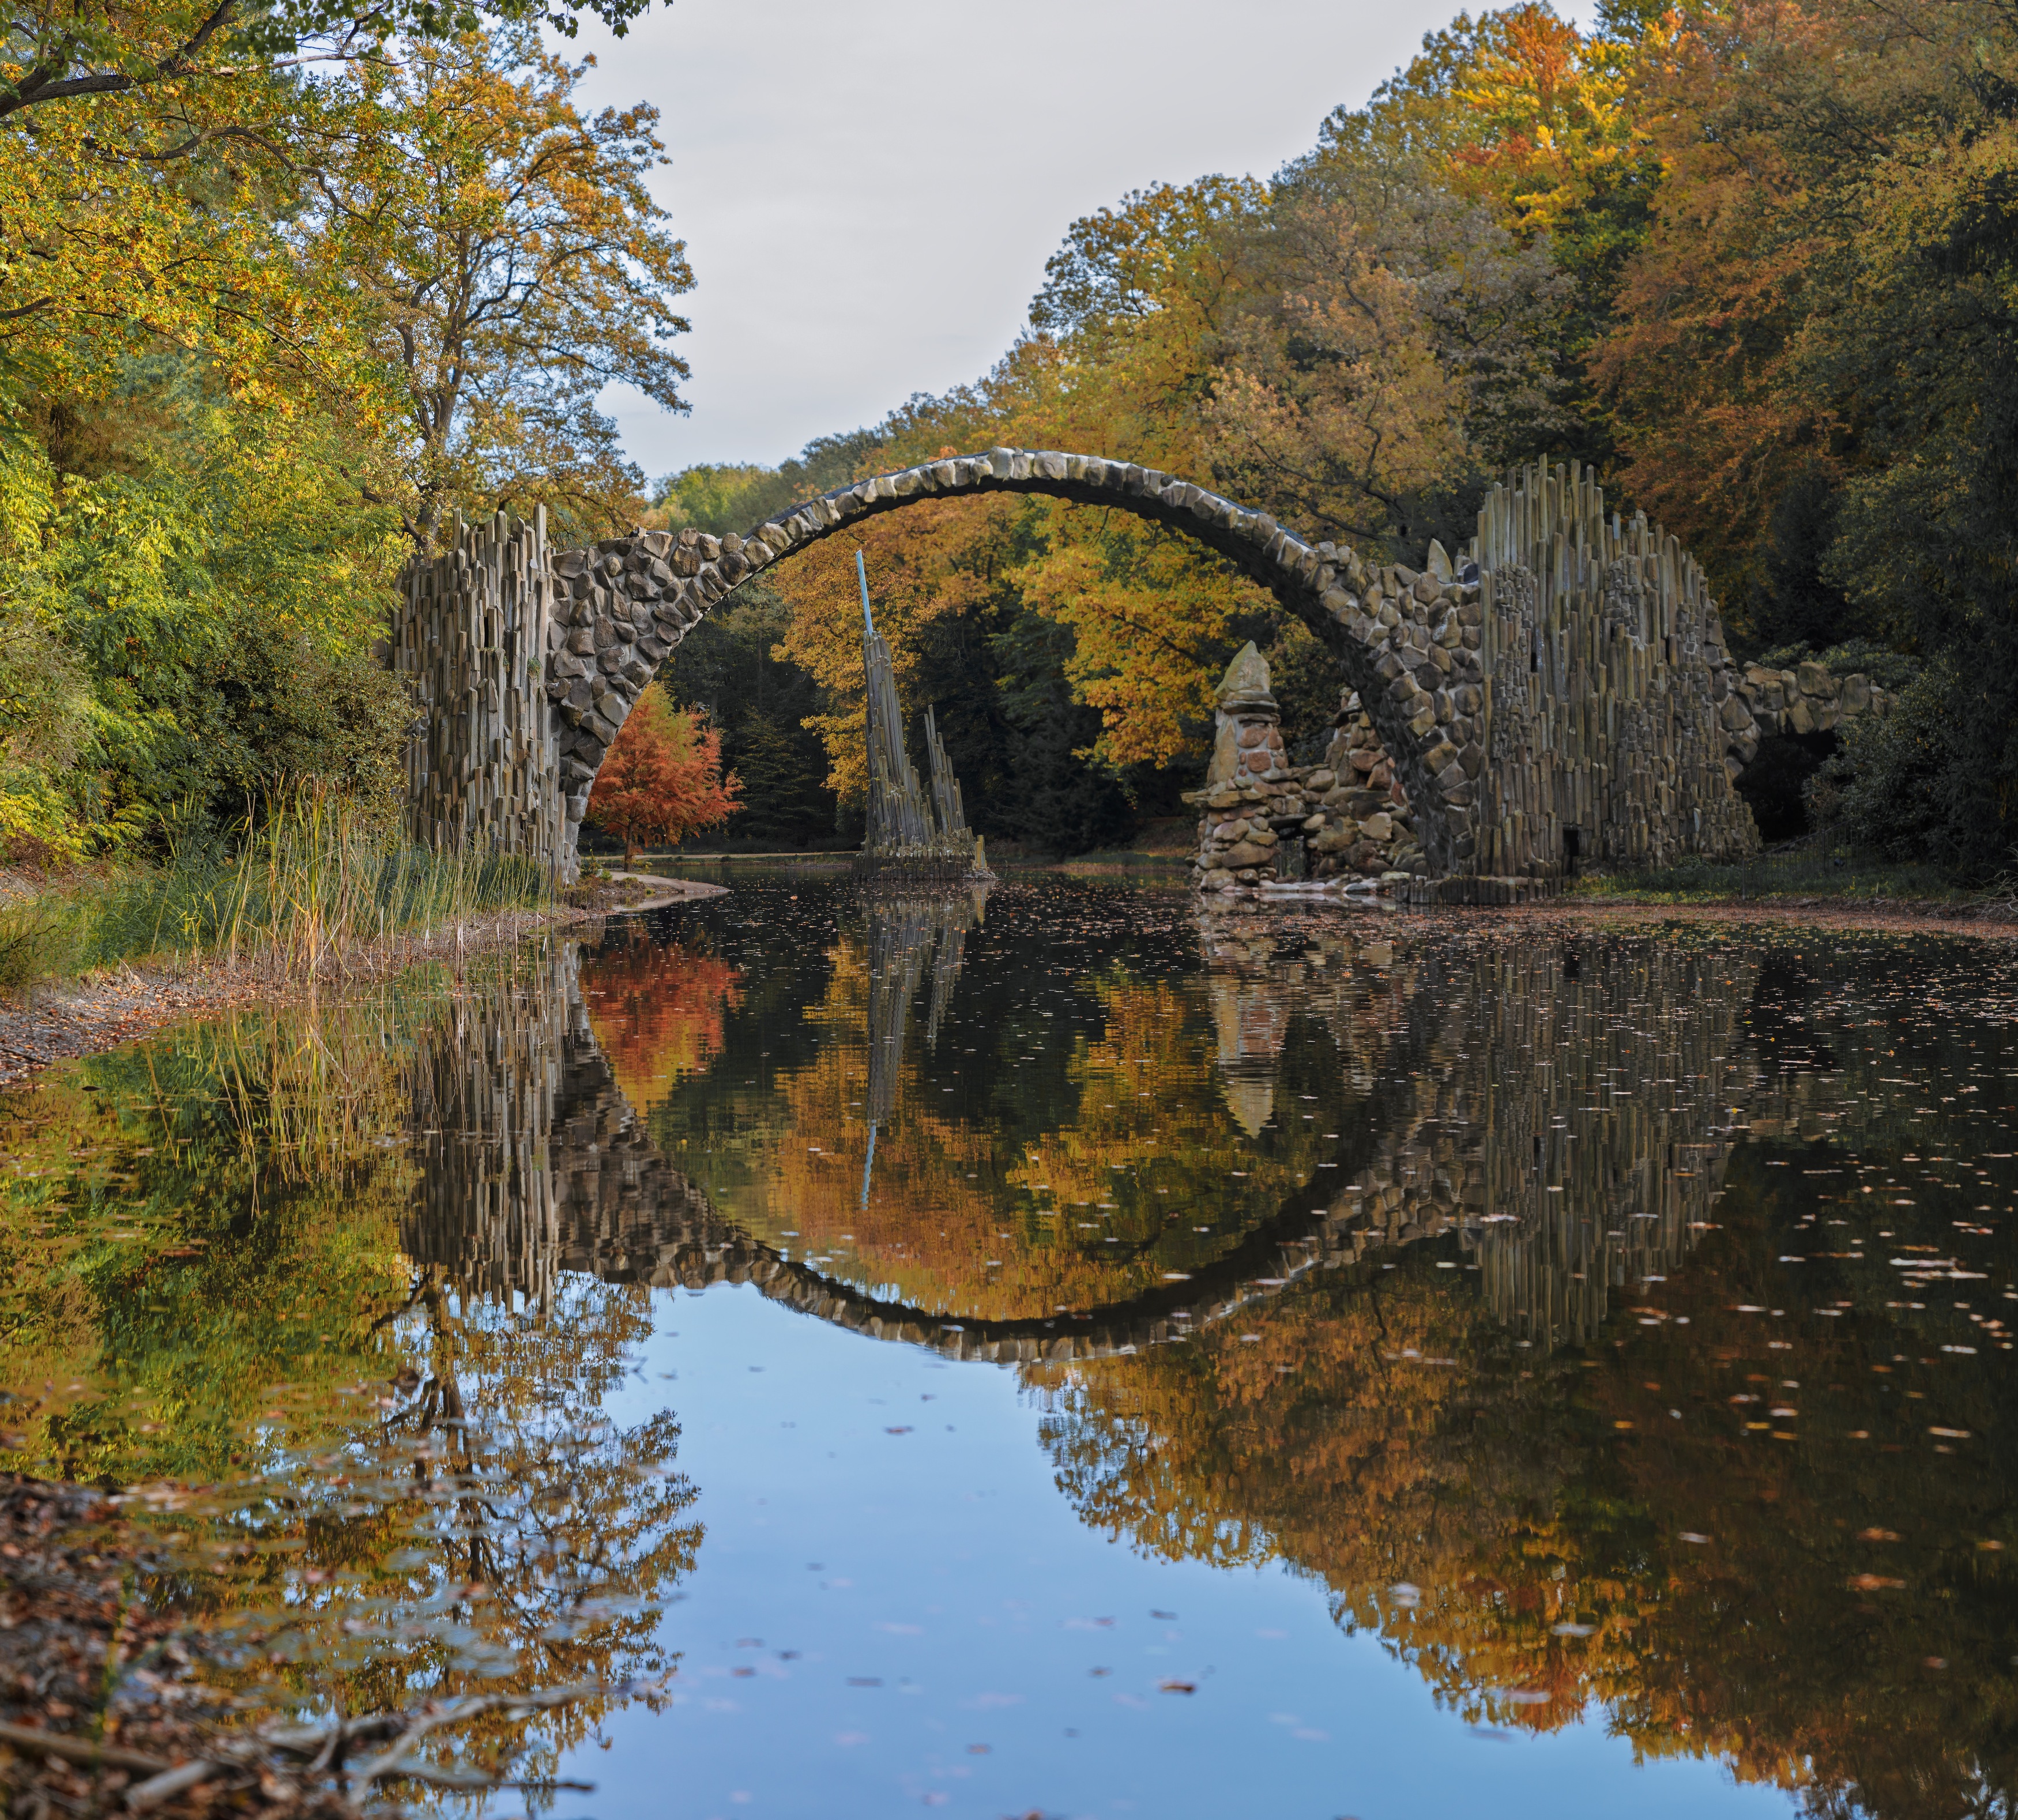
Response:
[404, 895, 1852, 1355]
[393, 887, 2018, 1819]
[401, 896, 1865, 1356]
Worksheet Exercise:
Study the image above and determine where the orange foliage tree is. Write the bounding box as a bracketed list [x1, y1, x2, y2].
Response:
[584, 684, 741, 865]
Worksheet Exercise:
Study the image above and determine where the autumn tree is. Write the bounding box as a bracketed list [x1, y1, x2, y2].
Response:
[585, 683, 740, 866]
[298, 25, 693, 548]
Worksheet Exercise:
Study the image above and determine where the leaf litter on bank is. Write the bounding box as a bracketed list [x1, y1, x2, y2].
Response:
[0, 1475, 628, 1817]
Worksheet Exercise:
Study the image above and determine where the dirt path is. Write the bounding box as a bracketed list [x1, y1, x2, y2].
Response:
[0, 875, 727, 1088]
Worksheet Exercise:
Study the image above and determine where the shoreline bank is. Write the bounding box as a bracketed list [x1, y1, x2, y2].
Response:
[0, 873, 724, 1088]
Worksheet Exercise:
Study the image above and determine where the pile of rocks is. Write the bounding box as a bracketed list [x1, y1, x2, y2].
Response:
[1186, 646, 1426, 892]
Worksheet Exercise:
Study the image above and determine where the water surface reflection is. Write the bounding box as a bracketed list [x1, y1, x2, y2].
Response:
[5, 879, 2017, 1818]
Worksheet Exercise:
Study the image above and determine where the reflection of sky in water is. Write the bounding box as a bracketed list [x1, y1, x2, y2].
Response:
[580, 1282, 1791, 1820]
[9, 873, 2018, 1819]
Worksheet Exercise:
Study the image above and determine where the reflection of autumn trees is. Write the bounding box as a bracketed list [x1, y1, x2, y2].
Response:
[1035, 1257, 1588, 1667]
[0, 990, 435, 1484]
[737, 931, 1356, 1321]
[1036, 1155, 2018, 1820]
[0, 959, 703, 1795]
[628, 896, 1447, 1327]
[580, 923, 743, 1113]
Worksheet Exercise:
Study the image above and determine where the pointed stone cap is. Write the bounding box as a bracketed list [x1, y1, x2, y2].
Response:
[1215, 640, 1277, 714]
[1426, 538, 1452, 582]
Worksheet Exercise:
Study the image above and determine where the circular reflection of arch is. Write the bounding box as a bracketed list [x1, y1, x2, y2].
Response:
[399, 936, 1450, 1362]
[401, 926, 1882, 1363]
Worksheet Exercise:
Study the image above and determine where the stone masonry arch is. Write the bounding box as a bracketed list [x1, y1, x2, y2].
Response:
[535, 447, 1473, 881]
[394, 448, 1897, 892]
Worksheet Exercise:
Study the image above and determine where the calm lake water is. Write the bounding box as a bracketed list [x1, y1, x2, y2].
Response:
[7, 874, 2018, 1819]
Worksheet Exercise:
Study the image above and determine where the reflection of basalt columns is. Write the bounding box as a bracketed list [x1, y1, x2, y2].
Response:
[404, 956, 571, 1307]
[1193, 912, 1895, 1348]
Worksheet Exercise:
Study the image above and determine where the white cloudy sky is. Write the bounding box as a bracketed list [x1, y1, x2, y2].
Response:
[571, 0, 1599, 481]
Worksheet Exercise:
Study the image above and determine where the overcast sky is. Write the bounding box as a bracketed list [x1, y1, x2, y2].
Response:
[571, 0, 1599, 482]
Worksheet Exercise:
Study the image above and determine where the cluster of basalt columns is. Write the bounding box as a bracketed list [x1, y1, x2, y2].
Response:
[389, 449, 1886, 891]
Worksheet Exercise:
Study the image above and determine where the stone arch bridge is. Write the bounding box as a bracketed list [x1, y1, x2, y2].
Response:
[394, 449, 1881, 896]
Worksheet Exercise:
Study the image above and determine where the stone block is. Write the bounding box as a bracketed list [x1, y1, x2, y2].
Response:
[1842, 673, 1872, 711]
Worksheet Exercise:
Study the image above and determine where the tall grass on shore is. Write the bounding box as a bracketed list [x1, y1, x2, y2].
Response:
[0, 794, 550, 990]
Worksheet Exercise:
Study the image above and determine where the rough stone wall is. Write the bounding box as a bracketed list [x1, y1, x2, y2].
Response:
[1721, 658, 1892, 761]
[1302, 650, 1896, 891]
[1185, 465, 1903, 895]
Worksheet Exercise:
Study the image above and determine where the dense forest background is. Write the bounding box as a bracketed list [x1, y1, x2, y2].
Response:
[6, 0, 2016, 872]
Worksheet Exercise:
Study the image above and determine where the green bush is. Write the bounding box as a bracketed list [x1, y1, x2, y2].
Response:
[1816, 657, 2016, 883]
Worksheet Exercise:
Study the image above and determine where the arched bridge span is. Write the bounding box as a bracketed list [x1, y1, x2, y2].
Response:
[394, 448, 1794, 892]
[537, 449, 1470, 880]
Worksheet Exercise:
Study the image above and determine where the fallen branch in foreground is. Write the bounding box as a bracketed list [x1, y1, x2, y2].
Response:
[1, 1475, 654, 1816]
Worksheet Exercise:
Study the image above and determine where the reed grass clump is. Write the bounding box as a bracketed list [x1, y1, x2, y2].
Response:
[0, 793, 551, 993]
[92, 793, 551, 974]
[0, 892, 88, 991]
